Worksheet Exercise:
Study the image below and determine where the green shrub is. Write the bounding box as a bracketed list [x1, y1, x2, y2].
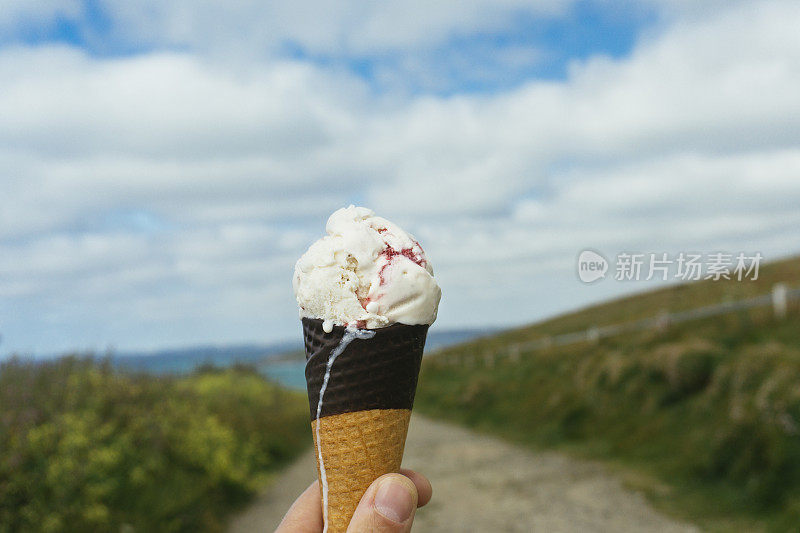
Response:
[0, 357, 309, 533]
[416, 308, 800, 530]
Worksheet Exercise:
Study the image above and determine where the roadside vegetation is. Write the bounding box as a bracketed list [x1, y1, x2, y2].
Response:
[416, 256, 800, 532]
[0, 358, 310, 532]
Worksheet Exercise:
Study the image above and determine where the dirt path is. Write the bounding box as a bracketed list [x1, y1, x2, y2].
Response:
[228, 415, 698, 532]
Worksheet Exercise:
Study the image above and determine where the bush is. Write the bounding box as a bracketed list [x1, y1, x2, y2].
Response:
[415, 310, 800, 530]
[0, 357, 309, 533]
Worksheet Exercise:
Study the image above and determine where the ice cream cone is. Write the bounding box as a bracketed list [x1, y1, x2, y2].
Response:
[311, 409, 411, 532]
[302, 318, 428, 533]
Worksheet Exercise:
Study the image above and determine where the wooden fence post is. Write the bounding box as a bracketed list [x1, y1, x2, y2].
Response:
[586, 326, 600, 344]
[655, 309, 671, 332]
[773, 283, 788, 319]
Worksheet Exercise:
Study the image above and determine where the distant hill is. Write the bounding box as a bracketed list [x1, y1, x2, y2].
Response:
[424, 328, 498, 353]
[416, 254, 800, 531]
[112, 342, 298, 374]
[109, 327, 497, 376]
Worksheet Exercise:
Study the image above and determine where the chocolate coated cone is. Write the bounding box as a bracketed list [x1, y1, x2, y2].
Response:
[302, 318, 428, 532]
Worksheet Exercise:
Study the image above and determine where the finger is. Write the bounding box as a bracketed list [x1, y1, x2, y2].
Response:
[398, 469, 433, 508]
[346, 473, 418, 533]
[276, 481, 324, 533]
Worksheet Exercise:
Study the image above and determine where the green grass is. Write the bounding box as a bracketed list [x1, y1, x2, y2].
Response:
[0, 358, 311, 533]
[416, 255, 800, 532]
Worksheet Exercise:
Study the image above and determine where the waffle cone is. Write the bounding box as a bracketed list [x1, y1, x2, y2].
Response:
[311, 408, 411, 533]
[301, 318, 428, 532]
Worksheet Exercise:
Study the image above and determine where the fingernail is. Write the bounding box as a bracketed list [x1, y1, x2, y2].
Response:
[373, 476, 415, 523]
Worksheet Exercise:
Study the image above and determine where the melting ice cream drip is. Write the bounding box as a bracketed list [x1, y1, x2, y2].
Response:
[314, 326, 376, 533]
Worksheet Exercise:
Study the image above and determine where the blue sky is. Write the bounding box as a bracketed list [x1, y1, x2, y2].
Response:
[1, 0, 800, 356]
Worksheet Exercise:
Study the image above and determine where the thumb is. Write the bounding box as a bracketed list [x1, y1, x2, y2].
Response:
[346, 474, 418, 533]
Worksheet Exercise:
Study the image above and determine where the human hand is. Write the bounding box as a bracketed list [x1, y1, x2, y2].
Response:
[276, 469, 432, 533]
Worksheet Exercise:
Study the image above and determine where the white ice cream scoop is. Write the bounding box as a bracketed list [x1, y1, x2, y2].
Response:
[293, 205, 441, 332]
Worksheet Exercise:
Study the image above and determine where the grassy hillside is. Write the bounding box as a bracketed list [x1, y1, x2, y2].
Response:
[0, 358, 310, 533]
[416, 255, 800, 532]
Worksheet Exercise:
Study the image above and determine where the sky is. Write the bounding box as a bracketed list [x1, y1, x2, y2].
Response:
[1, 0, 799, 356]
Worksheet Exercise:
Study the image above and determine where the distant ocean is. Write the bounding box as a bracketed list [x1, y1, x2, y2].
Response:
[109, 328, 495, 391]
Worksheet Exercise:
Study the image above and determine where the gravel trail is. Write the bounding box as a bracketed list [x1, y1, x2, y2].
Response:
[228, 415, 698, 532]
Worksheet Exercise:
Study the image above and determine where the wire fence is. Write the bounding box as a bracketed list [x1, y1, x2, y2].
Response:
[428, 283, 800, 368]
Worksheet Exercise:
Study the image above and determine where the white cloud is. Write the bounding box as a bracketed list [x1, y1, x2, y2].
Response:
[0, 47, 367, 159]
[1, 0, 800, 354]
[355, 6, 799, 223]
